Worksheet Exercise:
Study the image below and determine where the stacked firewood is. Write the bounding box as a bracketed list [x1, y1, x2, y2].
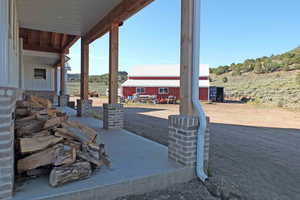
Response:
[15, 96, 110, 187]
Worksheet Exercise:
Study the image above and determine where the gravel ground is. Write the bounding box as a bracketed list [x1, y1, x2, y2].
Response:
[121, 106, 300, 200]
[115, 179, 218, 200]
[91, 103, 300, 200]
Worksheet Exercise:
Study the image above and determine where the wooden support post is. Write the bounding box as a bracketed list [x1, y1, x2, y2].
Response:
[179, 0, 195, 115]
[109, 23, 119, 104]
[60, 54, 65, 96]
[80, 39, 89, 100]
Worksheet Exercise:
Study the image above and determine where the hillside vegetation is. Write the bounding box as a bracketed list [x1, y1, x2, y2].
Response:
[210, 46, 300, 110]
[67, 71, 128, 96]
[210, 46, 300, 76]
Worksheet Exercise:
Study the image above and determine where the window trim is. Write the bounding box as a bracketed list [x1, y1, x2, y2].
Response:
[34, 68, 47, 80]
[158, 88, 169, 94]
[136, 87, 145, 94]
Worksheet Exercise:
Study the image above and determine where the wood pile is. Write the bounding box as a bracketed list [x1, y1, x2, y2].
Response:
[15, 96, 110, 187]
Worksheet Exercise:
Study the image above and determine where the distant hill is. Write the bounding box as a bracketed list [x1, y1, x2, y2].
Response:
[210, 46, 300, 110]
[210, 46, 300, 76]
[67, 71, 128, 85]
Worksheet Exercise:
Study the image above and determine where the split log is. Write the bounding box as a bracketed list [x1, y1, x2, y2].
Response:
[60, 124, 92, 144]
[77, 150, 104, 168]
[27, 167, 51, 177]
[33, 130, 52, 138]
[55, 128, 84, 143]
[19, 135, 63, 154]
[63, 121, 98, 143]
[15, 108, 30, 118]
[16, 100, 31, 108]
[63, 140, 82, 151]
[43, 116, 68, 129]
[54, 145, 76, 166]
[15, 119, 45, 137]
[29, 96, 52, 109]
[17, 145, 59, 173]
[15, 114, 36, 124]
[49, 162, 92, 187]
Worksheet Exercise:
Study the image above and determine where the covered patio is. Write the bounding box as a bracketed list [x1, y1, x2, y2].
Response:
[12, 107, 194, 200]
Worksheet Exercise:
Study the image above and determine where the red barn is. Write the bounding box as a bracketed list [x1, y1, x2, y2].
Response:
[121, 64, 210, 101]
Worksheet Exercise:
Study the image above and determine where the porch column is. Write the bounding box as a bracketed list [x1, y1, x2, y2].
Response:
[108, 23, 119, 104]
[59, 54, 68, 106]
[179, 0, 195, 116]
[0, 0, 9, 87]
[77, 39, 92, 116]
[168, 0, 210, 178]
[103, 23, 124, 129]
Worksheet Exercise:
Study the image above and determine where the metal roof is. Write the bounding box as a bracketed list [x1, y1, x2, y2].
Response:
[122, 79, 210, 88]
[128, 64, 210, 77]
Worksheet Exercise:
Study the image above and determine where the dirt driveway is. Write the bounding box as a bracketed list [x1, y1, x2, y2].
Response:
[75, 96, 300, 200]
[122, 103, 300, 200]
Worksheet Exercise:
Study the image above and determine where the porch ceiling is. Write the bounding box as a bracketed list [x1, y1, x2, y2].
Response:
[19, 28, 79, 54]
[17, 0, 123, 36]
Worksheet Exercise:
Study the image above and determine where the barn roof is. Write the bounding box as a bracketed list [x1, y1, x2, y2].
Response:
[122, 79, 209, 88]
[128, 64, 209, 77]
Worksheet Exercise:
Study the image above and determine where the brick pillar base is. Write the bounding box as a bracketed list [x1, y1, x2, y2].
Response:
[0, 88, 17, 199]
[77, 99, 93, 117]
[168, 115, 210, 174]
[59, 95, 69, 107]
[103, 104, 124, 129]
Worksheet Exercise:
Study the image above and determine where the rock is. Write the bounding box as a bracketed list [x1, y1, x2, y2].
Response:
[205, 176, 244, 200]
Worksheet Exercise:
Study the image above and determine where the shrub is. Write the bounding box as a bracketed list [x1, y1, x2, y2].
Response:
[222, 77, 228, 83]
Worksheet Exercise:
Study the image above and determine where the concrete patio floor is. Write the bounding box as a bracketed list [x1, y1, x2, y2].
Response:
[13, 107, 194, 200]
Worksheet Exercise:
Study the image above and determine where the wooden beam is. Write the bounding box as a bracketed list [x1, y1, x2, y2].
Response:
[62, 36, 80, 53]
[84, 0, 154, 44]
[179, 0, 195, 115]
[109, 24, 119, 104]
[61, 34, 67, 48]
[51, 32, 59, 48]
[60, 54, 65, 95]
[23, 44, 61, 53]
[80, 39, 89, 100]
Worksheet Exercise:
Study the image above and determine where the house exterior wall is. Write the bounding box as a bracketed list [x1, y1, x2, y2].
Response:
[23, 63, 55, 91]
[122, 87, 209, 101]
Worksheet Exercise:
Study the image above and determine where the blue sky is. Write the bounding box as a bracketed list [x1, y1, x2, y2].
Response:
[69, 0, 300, 75]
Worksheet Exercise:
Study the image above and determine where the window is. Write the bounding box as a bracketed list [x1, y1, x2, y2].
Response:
[159, 88, 169, 94]
[34, 68, 46, 80]
[136, 88, 145, 94]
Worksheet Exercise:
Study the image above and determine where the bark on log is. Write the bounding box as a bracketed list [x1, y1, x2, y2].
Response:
[77, 150, 104, 167]
[49, 162, 92, 187]
[16, 120, 45, 137]
[15, 108, 30, 118]
[19, 135, 63, 154]
[54, 145, 76, 166]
